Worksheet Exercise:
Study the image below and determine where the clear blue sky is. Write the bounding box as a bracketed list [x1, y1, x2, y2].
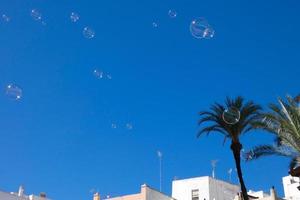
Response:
[0, 0, 299, 199]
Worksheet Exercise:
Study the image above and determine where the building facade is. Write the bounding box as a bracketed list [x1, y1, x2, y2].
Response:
[0, 186, 50, 200]
[283, 176, 300, 200]
[102, 184, 174, 200]
[172, 176, 240, 200]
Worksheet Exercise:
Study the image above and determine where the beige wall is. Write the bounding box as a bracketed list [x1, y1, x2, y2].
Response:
[105, 184, 174, 200]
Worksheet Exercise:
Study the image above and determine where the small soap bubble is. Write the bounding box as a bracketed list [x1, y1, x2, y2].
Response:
[70, 12, 79, 22]
[6, 84, 22, 100]
[83, 27, 95, 39]
[31, 9, 42, 21]
[111, 123, 117, 129]
[168, 9, 177, 18]
[152, 22, 158, 28]
[2, 14, 10, 22]
[126, 123, 133, 130]
[106, 74, 112, 80]
[93, 69, 104, 79]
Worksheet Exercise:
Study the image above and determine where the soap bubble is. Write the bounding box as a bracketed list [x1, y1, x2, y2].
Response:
[190, 18, 215, 39]
[83, 27, 95, 39]
[106, 74, 112, 80]
[2, 14, 10, 22]
[111, 123, 117, 129]
[126, 123, 133, 130]
[6, 84, 22, 100]
[93, 69, 104, 79]
[152, 22, 158, 28]
[222, 107, 240, 125]
[243, 150, 254, 161]
[93, 69, 112, 80]
[168, 9, 177, 18]
[70, 12, 79, 22]
[31, 9, 42, 21]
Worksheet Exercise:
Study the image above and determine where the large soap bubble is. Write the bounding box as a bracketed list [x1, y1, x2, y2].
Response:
[222, 107, 240, 125]
[6, 84, 22, 100]
[190, 18, 215, 39]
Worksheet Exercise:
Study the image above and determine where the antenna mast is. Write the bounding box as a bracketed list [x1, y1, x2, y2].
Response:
[211, 160, 218, 179]
[157, 150, 163, 192]
[228, 168, 233, 183]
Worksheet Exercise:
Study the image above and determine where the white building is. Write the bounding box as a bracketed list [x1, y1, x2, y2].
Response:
[245, 187, 281, 200]
[282, 176, 300, 200]
[172, 176, 240, 200]
[102, 184, 175, 200]
[0, 186, 50, 200]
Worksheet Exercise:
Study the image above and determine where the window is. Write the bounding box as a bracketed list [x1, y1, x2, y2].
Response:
[191, 189, 199, 200]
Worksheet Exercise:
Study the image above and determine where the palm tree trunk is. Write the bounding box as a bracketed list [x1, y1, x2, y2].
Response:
[231, 142, 248, 200]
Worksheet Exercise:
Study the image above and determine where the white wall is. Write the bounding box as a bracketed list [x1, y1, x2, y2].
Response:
[145, 186, 174, 200]
[208, 178, 240, 200]
[172, 176, 240, 200]
[0, 191, 26, 200]
[283, 176, 300, 200]
[0, 191, 50, 200]
[172, 177, 210, 200]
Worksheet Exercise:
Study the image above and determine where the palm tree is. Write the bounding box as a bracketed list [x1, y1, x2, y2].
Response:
[246, 95, 300, 177]
[198, 96, 261, 200]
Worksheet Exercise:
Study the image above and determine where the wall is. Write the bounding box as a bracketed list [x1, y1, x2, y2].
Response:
[172, 176, 240, 200]
[144, 185, 174, 200]
[0, 191, 50, 200]
[172, 177, 211, 200]
[0, 191, 27, 200]
[107, 193, 142, 200]
[282, 176, 300, 200]
[208, 177, 240, 200]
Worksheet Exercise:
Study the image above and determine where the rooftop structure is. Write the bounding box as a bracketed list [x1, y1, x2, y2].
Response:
[172, 176, 240, 200]
[244, 187, 282, 200]
[0, 185, 50, 200]
[282, 176, 300, 200]
[101, 184, 174, 200]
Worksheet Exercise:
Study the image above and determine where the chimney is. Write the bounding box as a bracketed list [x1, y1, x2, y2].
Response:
[270, 186, 277, 200]
[39, 192, 47, 198]
[94, 192, 100, 200]
[18, 185, 24, 197]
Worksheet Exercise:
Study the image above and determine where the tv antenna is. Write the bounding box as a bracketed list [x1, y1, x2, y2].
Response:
[228, 168, 233, 183]
[211, 160, 219, 179]
[157, 150, 163, 192]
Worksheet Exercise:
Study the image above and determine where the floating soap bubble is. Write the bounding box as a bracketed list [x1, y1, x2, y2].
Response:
[168, 9, 177, 18]
[222, 107, 240, 125]
[31, 9, 42, 21]
[242, 150, 254, 161]
[70, 12, 79, 22]
[83, 27, 95, 39]
[190, 18, 215, 39]
[6, 84, 22, 100]
[152, 22, 158, 28]
[2, 14, 10, 22]
[106, 74, 112, 80]
[93, 69, 104, 79]
[93, 69, 112, 80]
[111, 123, 117, 129]
[126, 123, 133, 130]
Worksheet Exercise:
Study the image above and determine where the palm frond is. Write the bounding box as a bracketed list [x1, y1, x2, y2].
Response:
[198, 96, 261, 143]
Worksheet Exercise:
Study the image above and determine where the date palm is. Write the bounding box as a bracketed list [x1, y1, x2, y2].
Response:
[246, 95, 300, 177]
[198, 96, 261, 200]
